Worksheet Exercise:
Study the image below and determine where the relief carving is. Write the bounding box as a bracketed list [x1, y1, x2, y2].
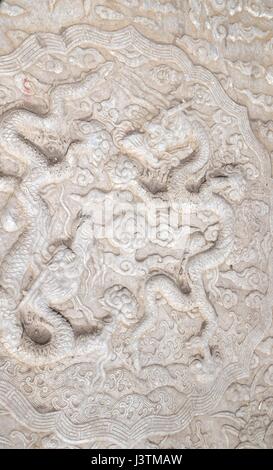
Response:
[0, 2, 272, 450]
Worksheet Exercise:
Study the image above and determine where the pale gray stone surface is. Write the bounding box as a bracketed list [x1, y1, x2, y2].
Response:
[0, 0, 272, 449]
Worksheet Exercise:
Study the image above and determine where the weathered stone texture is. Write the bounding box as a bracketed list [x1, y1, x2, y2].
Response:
[0, 0, 272, 449]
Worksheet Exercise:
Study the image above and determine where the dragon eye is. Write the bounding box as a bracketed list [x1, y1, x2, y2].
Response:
[47, 145, 57, 153]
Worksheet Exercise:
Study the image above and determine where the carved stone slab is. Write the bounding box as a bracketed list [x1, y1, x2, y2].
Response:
[0, 1, 272, 449]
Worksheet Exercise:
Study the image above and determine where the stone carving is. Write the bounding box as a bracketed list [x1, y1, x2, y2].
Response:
[0, 1, 272, 450]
